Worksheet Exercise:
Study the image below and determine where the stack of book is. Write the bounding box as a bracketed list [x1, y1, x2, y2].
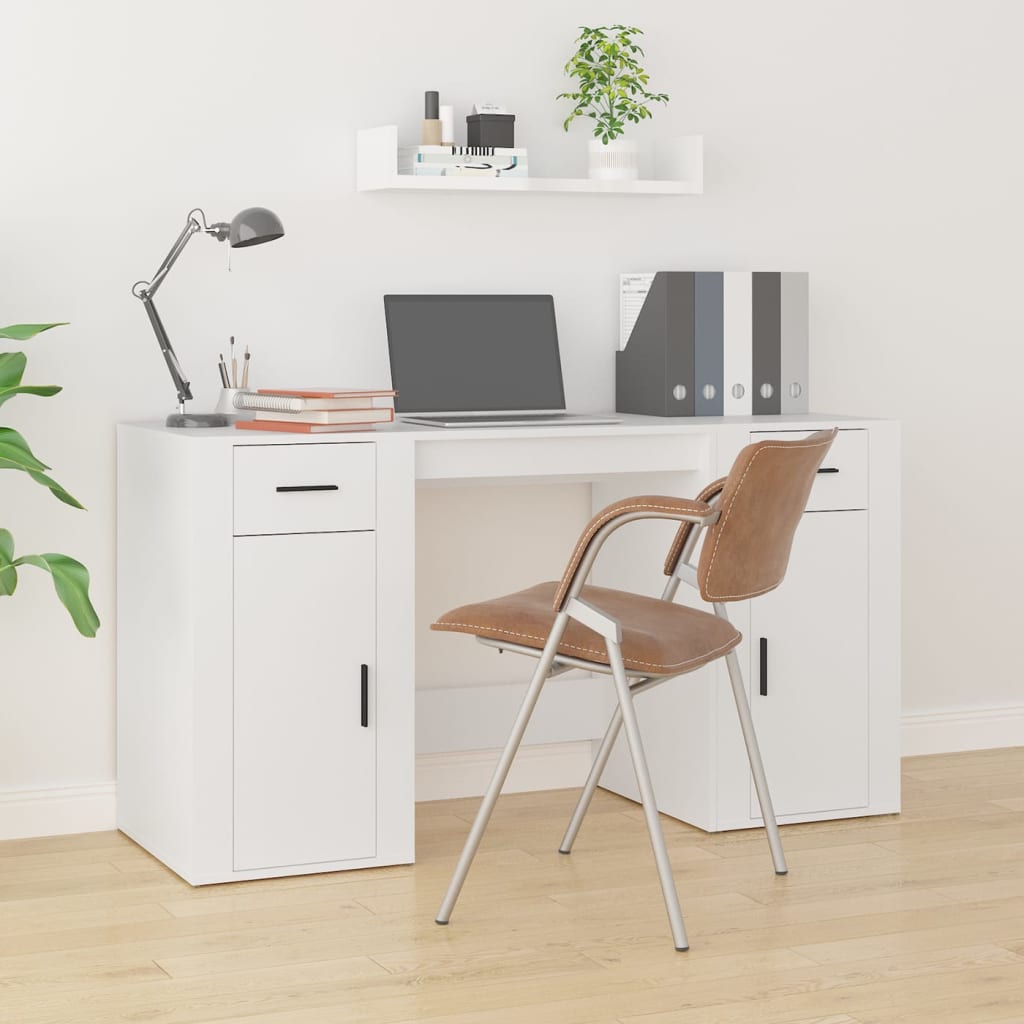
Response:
[233, 388, 396, 433]
[398, 145, 528, 179]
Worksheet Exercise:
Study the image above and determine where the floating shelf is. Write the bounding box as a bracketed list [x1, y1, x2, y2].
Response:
[356, 125, 703, 195]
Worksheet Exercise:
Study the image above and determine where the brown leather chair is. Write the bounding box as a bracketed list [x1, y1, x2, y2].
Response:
[433, 428, 838, 950]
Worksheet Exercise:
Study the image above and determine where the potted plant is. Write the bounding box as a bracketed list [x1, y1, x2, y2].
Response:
[557, 24, 670, 181]
[0, 322, 99, 636]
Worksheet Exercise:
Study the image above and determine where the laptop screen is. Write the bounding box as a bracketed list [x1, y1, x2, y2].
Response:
[384, 295, 567, 413]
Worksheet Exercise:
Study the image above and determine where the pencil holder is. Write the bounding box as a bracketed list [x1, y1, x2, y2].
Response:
[214, 388, 255, 420]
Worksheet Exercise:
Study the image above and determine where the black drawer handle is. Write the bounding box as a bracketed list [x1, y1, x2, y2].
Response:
[759, 637, 768, 696]
[275, 484, 340, 493]
[360, 664, 369, 727]
[816, 467, 839, 475]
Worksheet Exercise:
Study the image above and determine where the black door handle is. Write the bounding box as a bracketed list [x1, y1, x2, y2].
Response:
[360, 664, 369, 727]
[275, 484, 340, 492]
[759, 637, 768, 696]
[816, 467, 839, 474]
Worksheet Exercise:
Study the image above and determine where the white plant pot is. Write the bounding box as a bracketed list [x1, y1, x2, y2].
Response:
[588, 138, 639, 181]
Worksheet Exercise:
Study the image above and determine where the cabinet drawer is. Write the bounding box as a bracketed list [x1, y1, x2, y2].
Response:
[234, 443, 375, 536]
[750, 428, 867, 511]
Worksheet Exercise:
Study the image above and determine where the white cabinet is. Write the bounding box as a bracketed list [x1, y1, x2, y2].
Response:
[233, 531, 377, 871]
[597, 422, 900, 831]
[748, 510, 869, 819]
[117, 430, 415, 885]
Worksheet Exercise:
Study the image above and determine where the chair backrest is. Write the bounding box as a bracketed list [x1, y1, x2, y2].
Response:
[696, 428, 838, 603]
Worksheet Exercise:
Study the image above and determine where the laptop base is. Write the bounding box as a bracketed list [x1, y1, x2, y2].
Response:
[400, 412, 621, 428]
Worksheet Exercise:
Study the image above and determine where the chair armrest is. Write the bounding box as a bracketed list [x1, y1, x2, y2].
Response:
[553, 495, 716, 611]
[663, 477, 727, 577]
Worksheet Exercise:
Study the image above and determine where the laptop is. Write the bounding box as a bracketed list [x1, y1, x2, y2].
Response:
[384, 294, 620, 427]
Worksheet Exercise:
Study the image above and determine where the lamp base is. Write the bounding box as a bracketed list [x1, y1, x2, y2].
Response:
[166, 412, 232, 428]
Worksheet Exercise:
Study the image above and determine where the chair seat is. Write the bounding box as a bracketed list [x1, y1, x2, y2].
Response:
[432, 582, 742, 676]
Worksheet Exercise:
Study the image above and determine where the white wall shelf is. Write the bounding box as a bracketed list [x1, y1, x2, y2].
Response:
[356, 125, 703, 195]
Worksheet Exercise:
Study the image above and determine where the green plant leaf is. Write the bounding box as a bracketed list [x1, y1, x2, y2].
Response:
[0, 352, 27, 388]
[0, 384, 63, 409]
[27, 470, 84, 509]
[0, 529, 16, 597]
[0, 323, 68, 342]
[0, 426, 51, 473]
[11, 552, 99, 637]
[559, 23, 668, 137]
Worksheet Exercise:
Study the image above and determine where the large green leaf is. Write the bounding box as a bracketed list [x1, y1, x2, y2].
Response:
[0, 323, 68, 342]
[27, 470, 84, 509]
[0, 351, 63, 407]
[0, 352, 27, 388]
[11, 552, 100, 637]
[0, 529, 16, 597]
[0, 431, 81, 504]
[0, 426, 51, 473]
[0, 384, 63, 409]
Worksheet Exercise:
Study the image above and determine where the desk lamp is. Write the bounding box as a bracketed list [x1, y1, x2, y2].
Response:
[131, 207, 285, 427]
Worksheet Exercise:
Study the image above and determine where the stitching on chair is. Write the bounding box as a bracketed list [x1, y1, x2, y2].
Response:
[432, 620, 740, 672]
[663, 478, 727, 576]
[554, 499, 708, 610]
[702, 436, 833, 601]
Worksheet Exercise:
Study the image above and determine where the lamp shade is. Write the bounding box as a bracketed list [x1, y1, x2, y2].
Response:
[229, 207, 285, 248]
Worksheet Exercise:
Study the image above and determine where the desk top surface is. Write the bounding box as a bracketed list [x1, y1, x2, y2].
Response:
[120, 412, 889, 446]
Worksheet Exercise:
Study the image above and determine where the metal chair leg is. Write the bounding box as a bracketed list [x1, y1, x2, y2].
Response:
[435, 614, 569, 925]
[559, 705, 623, 854]
[724, 648, 788, 875]
[607, 640, 689, 952]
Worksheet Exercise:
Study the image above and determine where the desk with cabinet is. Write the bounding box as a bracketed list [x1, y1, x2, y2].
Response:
[116, 413, 899, 885]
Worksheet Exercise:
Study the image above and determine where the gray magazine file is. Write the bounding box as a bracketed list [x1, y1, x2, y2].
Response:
[617, 271, 809, 418]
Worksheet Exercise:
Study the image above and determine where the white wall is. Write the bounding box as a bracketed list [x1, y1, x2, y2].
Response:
[2, 0, 1022, 821]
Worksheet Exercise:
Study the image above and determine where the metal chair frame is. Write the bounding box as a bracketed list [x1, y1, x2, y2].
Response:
[435, 494, 788, 952]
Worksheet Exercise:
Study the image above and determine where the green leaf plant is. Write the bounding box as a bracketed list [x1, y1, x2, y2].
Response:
[0, 322, 99, 637]
[557, 25, 670, 145]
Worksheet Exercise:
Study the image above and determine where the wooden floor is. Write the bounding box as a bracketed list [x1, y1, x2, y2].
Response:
[2, 749, 1024, 1024]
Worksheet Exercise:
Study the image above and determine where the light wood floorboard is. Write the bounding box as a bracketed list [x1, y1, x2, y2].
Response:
[0, 749, 1023, 1023]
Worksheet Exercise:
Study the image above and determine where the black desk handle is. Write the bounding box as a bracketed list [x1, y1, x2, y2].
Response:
[816, 467, 839, 475]
[759, 638, 768, 696]
[275, 484, 340, 493]
[360, 664, 369, 727]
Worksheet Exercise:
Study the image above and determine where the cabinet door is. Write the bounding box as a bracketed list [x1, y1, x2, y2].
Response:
[233, 531, 376, 871]
[748, 510, 869, 819]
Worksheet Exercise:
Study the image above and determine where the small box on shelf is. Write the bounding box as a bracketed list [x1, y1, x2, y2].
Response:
[466, 113, 515, 149]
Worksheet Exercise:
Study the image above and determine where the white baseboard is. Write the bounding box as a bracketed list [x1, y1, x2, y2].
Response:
[0, 783, 117, 841]
[901, 704, 1024, 757]
[416, 740, 594, 802]
[3, 707, 1022, 841]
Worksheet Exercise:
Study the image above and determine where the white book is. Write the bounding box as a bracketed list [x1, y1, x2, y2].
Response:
[253, 408, 394, 425]
[234, 393, 393, 413]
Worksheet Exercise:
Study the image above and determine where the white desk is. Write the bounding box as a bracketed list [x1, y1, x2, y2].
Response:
[117, 413, 900, 884]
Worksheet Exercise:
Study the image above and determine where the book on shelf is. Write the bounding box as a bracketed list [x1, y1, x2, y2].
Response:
[252, 408, 394, 425]
[403, 160, 528, 179]
[400, 145, 527, 158]
[235, 419, 386, 434]
[433, 163, 528, 179]
[399, 148, 528, 179]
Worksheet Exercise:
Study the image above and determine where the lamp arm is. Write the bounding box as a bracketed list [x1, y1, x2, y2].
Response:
[130, 210, 222, 410]
[143, 218, 200, 299]
[140, 292, 192, 406]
